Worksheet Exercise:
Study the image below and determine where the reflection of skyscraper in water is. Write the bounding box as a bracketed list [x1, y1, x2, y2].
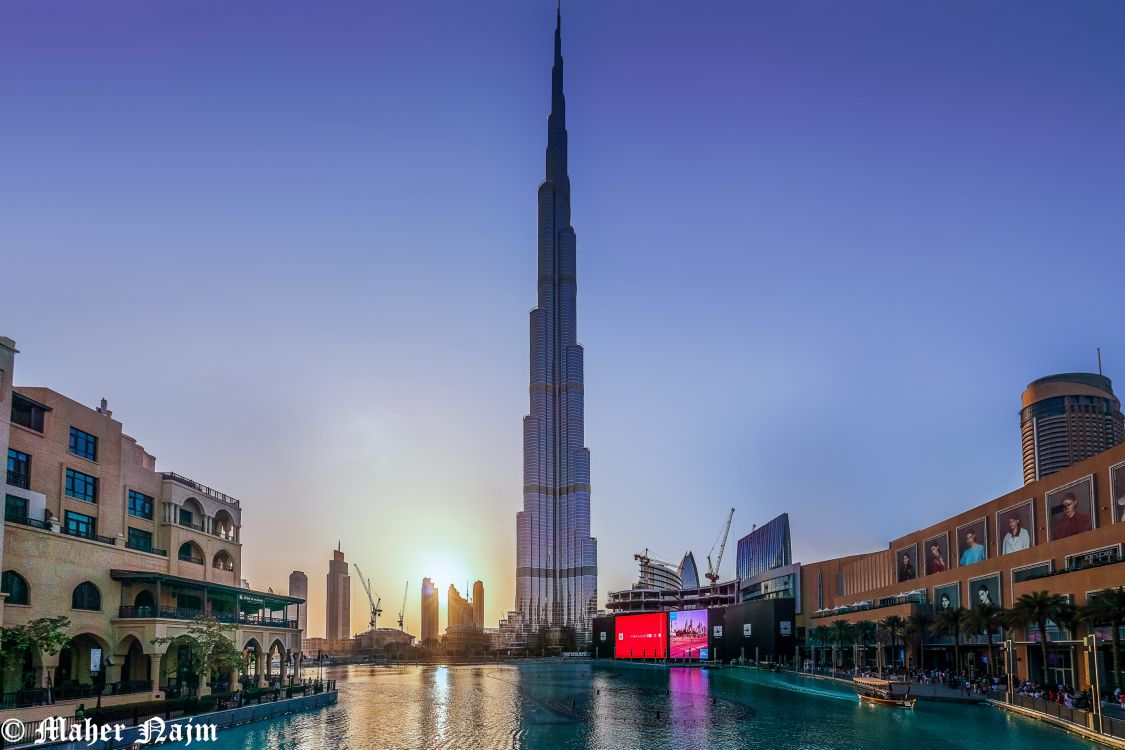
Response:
[514, 7, 597, 644]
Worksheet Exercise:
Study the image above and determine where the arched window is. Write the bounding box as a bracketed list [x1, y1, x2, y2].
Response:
[2, 571, 30, 605]
[178, 541, 203, 564]
[72, 581, 101, 611]
[212, 550, 234, 572]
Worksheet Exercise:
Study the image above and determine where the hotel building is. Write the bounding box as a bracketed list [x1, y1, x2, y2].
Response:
[1021, 373, 1124, 484]
[325, 544, 351, 641]
[1, 339, 302, 708]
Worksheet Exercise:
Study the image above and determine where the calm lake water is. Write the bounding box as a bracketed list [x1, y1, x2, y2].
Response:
[164, 662, 1103, 749]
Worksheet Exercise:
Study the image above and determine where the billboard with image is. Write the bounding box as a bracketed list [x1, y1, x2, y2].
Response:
[614, 612, 667, 659]
[996, 499, 1034, 555]
[1113, 463, 1125, 525]
[1046, 477, 1095, 541]
[923, 532, 950, 575]
[669, 609, 708, 659]
[895, 543, 918, 582]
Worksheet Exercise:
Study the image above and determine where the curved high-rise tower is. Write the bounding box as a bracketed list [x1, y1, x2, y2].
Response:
[515, 7, 598, 645]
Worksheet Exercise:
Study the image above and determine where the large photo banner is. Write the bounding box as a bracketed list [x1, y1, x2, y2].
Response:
[923, 533, 950, 575]
[896, 544, 918, 582]
[1112, 463, 1125, 524]
[669, 609, 708, 659]
[996, 499, 1034, 555]
[1046, 477, 1094, 541]
[955, 517, 988, 567]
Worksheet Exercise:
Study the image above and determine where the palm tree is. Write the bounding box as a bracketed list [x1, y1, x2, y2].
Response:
[880, 615, 906, 671]
[854, 620, 877, 670]
[828, 620, 854, 670]
[810, 625, 831, 669]
[906, 611, 935, 671]
[1082, 587, 1125, 692]
[931, 607, 968, 674]
[961, 604, 1005, 677]
[1006, 591, 1070, 684]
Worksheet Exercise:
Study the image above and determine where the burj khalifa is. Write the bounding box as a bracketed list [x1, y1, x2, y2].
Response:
[514, 7, 598, 645]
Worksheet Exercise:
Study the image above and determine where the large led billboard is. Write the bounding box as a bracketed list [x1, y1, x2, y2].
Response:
[669, 609, 709, 659]
[615, 612, 667, 659]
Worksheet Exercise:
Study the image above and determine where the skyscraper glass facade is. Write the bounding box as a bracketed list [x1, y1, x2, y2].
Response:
[735, 513, 792, 582]
[514, 9, 598, 644]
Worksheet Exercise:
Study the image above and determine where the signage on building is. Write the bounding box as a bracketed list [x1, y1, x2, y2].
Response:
[743, 623, 752, 637]
[780, 621, 792, 636]
[713, 625, 723, 638]
[90, 648, 102, 674]
[600, 631, 606, 641]
[700, 648, 709, 660]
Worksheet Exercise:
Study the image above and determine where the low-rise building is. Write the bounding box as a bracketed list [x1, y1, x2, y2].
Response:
[1, 341, 303, 706]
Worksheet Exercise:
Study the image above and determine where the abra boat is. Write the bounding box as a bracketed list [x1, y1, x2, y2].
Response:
[855, 677, 917, 709]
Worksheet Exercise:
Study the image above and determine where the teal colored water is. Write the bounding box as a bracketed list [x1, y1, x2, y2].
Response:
[164, 662, 1103, 749]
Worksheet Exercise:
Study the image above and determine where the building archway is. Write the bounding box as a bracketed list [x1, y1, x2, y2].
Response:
[178, 541, 204, 565]
[56, 632, 112, 697]
[212, 549, 234, 572]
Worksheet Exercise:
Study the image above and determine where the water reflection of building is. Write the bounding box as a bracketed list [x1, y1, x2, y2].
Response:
[0, 338, 303, 701]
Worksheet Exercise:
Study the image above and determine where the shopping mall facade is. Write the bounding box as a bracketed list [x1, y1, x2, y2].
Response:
[799, 439, 1125, 688]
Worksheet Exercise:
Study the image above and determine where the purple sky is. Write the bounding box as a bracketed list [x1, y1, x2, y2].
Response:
[3, 1, 1123, 637]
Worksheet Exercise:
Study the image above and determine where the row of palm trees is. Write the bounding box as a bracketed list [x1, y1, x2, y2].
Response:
[807, 587, 1125, 691]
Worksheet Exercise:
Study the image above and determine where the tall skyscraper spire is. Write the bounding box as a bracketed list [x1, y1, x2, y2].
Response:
[514, 6, 597, 645]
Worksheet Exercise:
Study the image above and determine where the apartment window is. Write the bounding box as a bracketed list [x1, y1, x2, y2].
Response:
[64, 510, 96, 540]
[71, 581, 101, 611]
[5, 494, 28, 522]
[10, 393, 46, 432]
[179, 507, 195, 527]
[65, 468, 98, 503]
[6, 449, 31, 489]
[128, 490, 154, 520]
[68, 427, 98, 461]
[1, 571, 29, 606]
[127, 527, 153, 553]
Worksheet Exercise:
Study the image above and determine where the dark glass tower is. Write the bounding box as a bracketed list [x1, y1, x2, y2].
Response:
[514, 8, 598, 644]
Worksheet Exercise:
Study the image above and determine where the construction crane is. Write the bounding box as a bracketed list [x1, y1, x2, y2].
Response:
[353, 563, 382, 631]
[705, 507, 736, 584]
[397, 581, 408, 630]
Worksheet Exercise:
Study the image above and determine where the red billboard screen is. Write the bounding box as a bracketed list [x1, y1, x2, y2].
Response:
[669, 609, 708, 659]
[615, 612, 667, 659]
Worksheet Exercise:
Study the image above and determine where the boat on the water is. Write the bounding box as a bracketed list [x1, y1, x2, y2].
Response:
[854, 677, 917, 709]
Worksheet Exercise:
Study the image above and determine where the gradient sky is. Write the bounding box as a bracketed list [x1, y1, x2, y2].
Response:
[3, 1, 1123, 638]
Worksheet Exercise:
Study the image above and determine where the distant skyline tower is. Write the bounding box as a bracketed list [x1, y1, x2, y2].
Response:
[1021, 373, 1124, 484]
[420, 578, 439, 644]
[325, 543, 351, 641]
[447, 584, 473, 632]
[514, 6, 598, 645]
[288, 570, 308, 634]
[472, 580, 484, 630]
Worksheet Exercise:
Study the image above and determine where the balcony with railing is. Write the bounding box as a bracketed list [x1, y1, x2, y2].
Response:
[6, 470, 31, 489]
[116, 605, 298, 629]
[60, 525, 117, 546]
[4, 509, 51, 531]
[160, 472, 240, 507]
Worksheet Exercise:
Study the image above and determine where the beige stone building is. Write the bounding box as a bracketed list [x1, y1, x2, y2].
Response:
[1, 339, 303, 709]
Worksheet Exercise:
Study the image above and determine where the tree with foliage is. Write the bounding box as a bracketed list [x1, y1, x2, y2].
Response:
[1083, 587, 1125, 692]
[1006, 591, 1070, 685]
[931, 607, 968, 674]
[0, 616, 72, 688]
[961, 604, 1005, 677]
[906, 611, 934, 671]
[827, 620, 854, 669]
[152, 615, 246, 691]
[879, 615, 906, 671]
